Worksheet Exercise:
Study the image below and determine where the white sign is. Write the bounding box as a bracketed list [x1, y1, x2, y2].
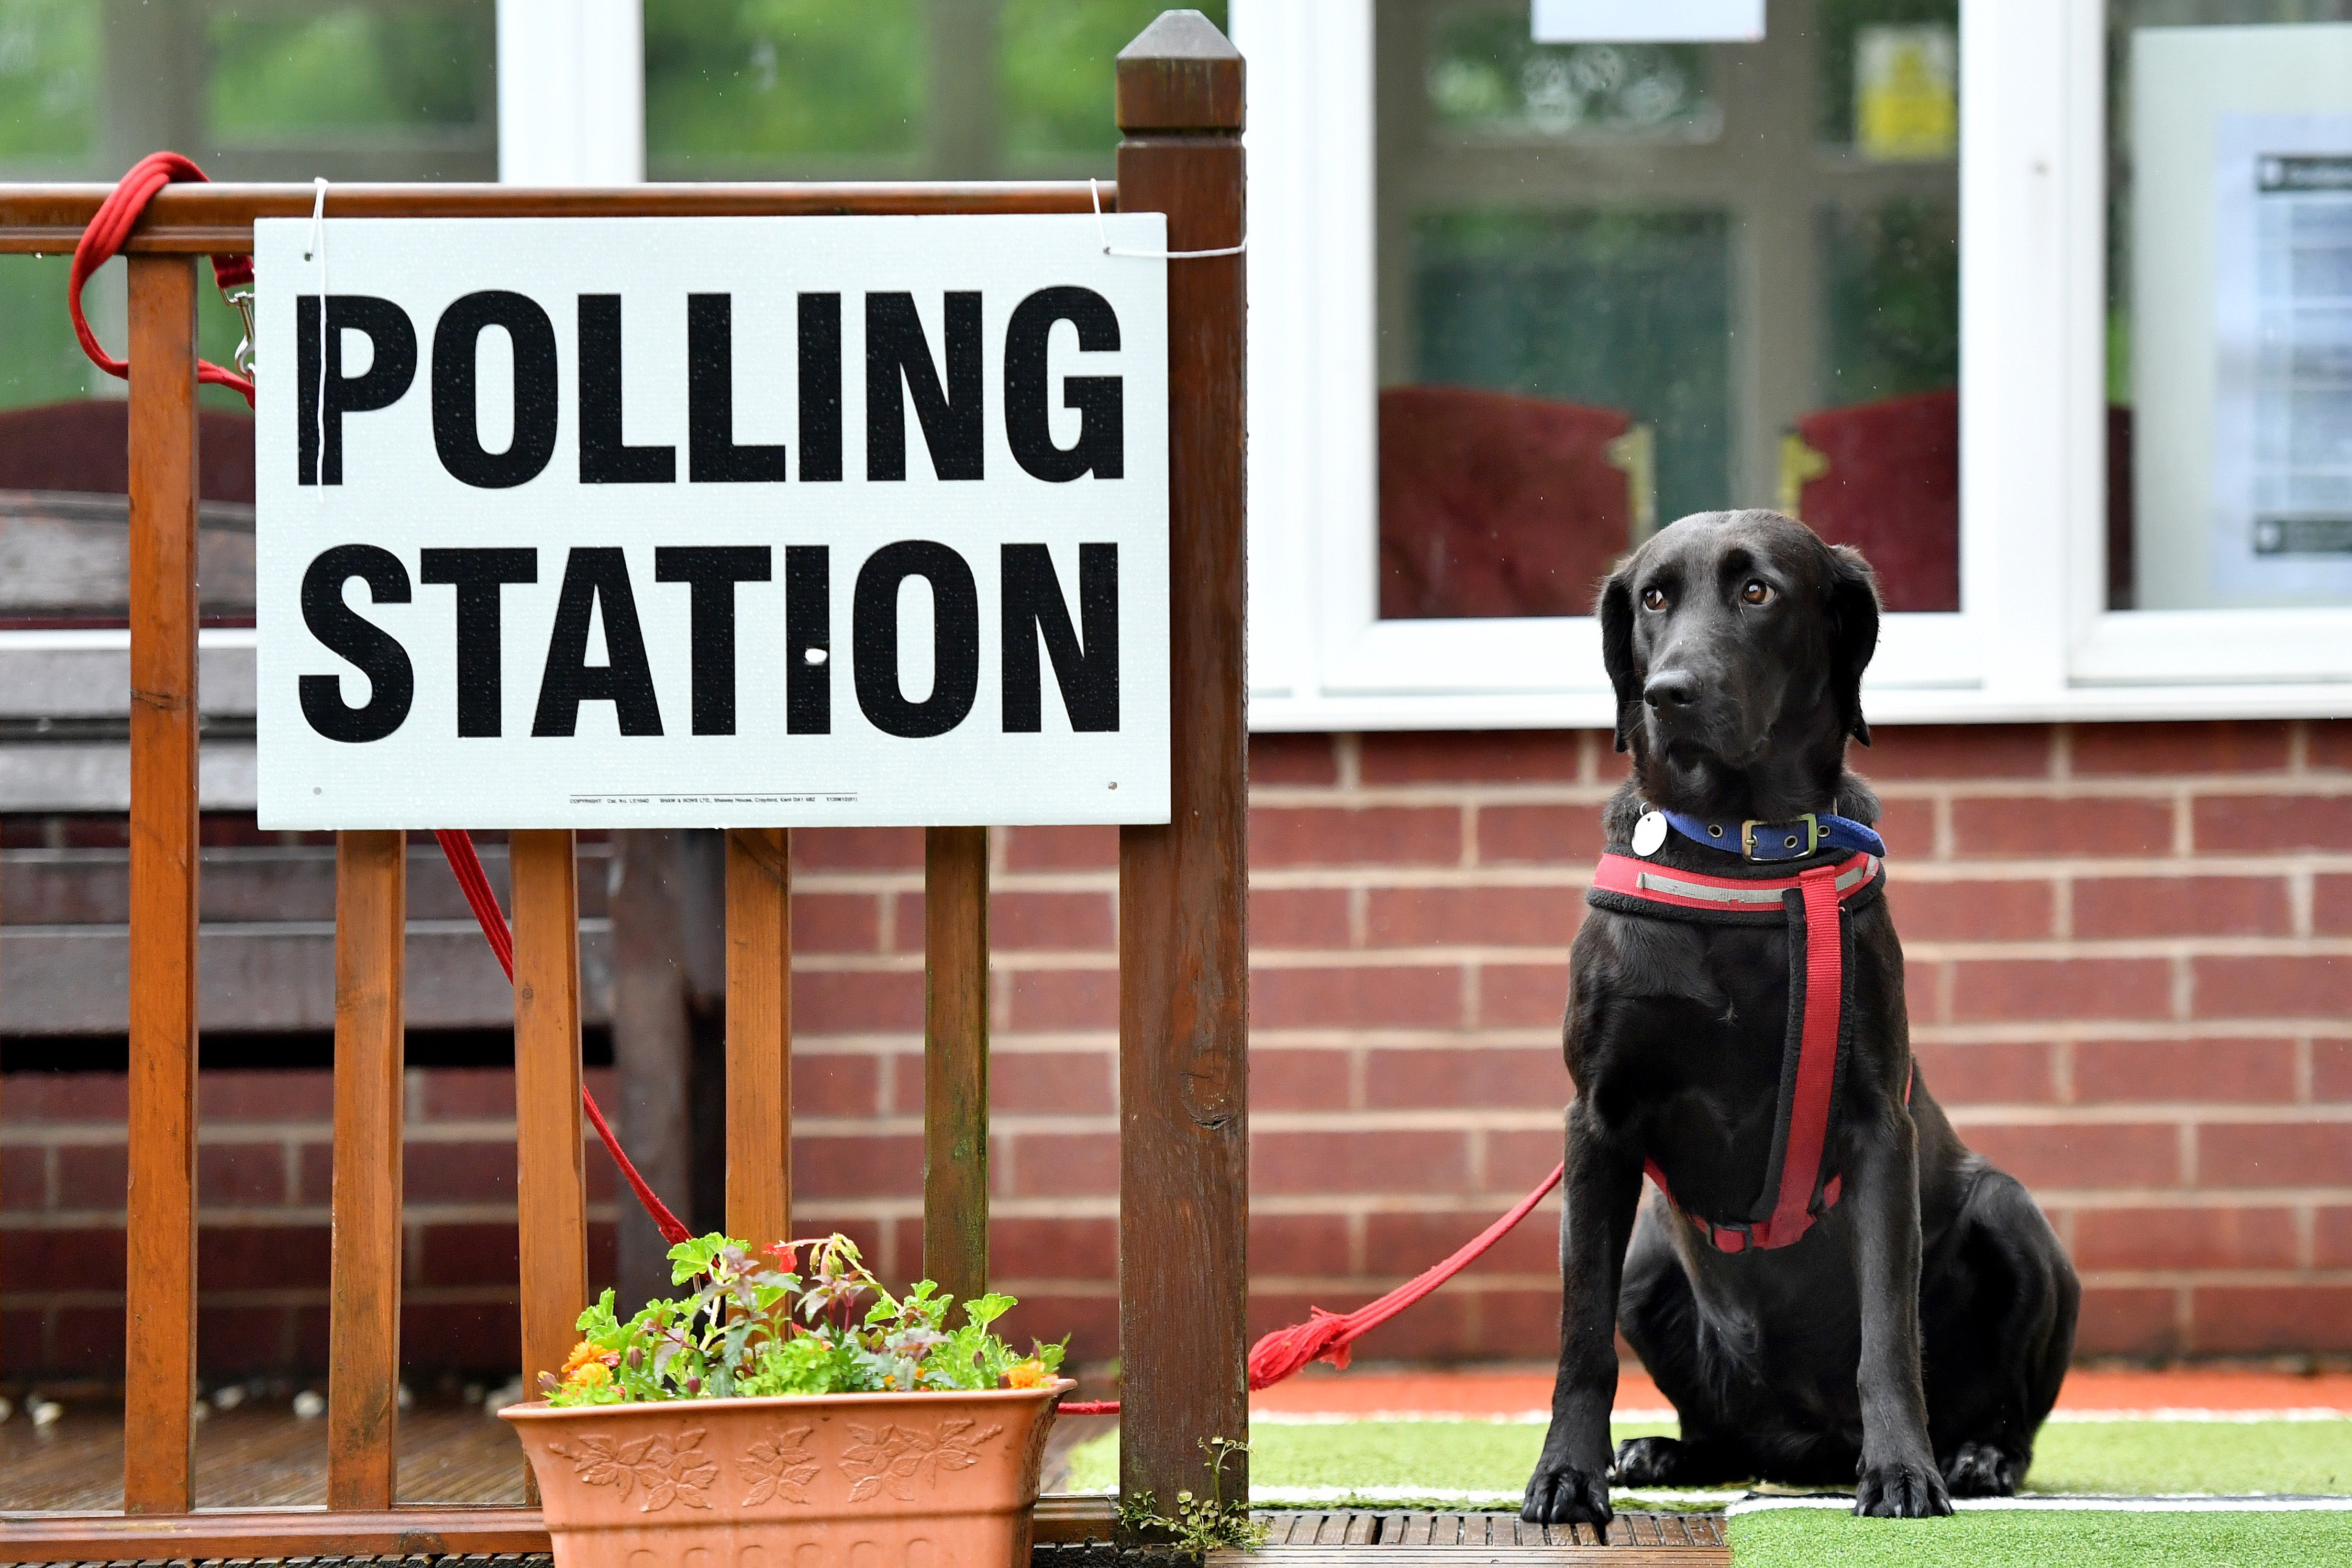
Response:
[1532, 0, 1762, 45]
[252, 215, 1170, 829]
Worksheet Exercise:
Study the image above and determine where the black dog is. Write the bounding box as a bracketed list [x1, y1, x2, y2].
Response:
[1522, 511, 2078, 1524]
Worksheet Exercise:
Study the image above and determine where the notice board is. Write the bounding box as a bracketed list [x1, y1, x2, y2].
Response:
[252, 215, 1170, 829]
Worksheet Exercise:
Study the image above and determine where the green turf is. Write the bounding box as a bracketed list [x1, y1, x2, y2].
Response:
[1062, 1419, 2352, 1500]
[1729, 1508, 2352, 1567]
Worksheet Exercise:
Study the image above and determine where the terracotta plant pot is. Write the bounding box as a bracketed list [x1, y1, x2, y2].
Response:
[503, 1381, 1072, 1568]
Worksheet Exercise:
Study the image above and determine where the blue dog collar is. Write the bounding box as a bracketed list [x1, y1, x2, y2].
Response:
[1659, 808, 1886, 862]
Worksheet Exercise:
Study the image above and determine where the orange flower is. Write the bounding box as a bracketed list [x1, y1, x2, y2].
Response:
[1003, 1359, 1046, 1389]
[565, 1360, 612, 1389]
[560, 1339, 604, 1376]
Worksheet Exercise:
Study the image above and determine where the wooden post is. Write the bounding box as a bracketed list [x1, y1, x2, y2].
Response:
[1115, 10, 1249, 1506]
[725, 828, 791, 1249]
[923, 826, 990, 1305]
[123, 252, 202, 1515]
[512, 830, 587, 1406]
[610, 829, 705, 1310]
[327, 830, 406, 1509]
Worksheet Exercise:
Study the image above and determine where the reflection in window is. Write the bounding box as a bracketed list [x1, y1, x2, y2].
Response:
[1378, 0, 1961, 618]
[2109, 2, 2352, 610]
[205, 2, 492, 142]
[0, 0, 97, 163]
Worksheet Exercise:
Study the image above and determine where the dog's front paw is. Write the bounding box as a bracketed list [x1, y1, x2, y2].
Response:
[1941, 1441, 2022, 1498]
[1610, 1436, 1681, 1487]
[1521, 1459, 1612, 1526]
[1854, 1457, 1953, 1518]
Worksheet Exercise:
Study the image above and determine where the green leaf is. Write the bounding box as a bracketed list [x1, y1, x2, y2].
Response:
[961, 1292, 1016, 1330]
[667, 1232, 737, 1284]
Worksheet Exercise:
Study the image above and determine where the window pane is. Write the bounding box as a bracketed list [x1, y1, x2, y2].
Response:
[206, 2, 491, 141]
[0, 0, 97, 163]
[1377, 0, 1962, 619]
[2109, 2, 2352, 609]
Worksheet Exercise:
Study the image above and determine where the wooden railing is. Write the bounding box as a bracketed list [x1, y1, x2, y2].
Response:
[0, 12, 1244, 1556]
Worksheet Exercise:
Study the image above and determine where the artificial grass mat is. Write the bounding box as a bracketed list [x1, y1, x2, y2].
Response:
[1063, 1417, 2352, 1500]
[1728, 1508, 2352, 1567]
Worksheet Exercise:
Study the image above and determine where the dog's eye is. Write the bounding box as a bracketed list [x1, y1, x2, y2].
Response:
[1740, 580, 1773, 606]
[1640, 586, 1667, 611]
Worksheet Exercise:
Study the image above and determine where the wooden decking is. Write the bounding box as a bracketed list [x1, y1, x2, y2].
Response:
[1227, 1511, 1728, 1563]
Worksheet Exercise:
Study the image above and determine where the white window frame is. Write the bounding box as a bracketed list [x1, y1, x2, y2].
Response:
[1230, 0, 2352, 732]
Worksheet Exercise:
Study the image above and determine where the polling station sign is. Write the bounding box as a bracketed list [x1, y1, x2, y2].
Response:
[252, 215, 1169, 829]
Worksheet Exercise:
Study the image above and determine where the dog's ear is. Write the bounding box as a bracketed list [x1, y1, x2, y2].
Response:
[1827, 544, 1880, 746]
[1599, 569, 1640, 753]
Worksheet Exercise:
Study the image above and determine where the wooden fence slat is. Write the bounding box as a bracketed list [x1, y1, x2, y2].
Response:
[327, 829, 405, 1509]
[1114, 10, 1250, 1508]
[512, 830, 587, 1414]
[122, 252, 201, 1515]
[923, 825, 989, 1305]
[725, 828, 791, 1250]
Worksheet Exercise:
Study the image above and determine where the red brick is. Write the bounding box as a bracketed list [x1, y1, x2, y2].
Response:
[1245, 1048, 1355, 1111]
[2317, 1042, 2352, 1102]
[198, 1224, 331, 1289]
[2314, 874, 2352, 935]
[995, 1292, 1117, 1364]
[1489, 1128, 1571, 1185]
[47, 1304, 129, 1374]
[1003, 966, 1118, 1031]
[794, 1053, 881, 1117]
[2311, 720, 2352, 771]
[2072, 721, 2292, 775]
[2194, 794, 2352, 853]
[794, 968, 924, 1033]
[401, 1302, 522, 1375]
[2072, 1287, 2179, 1356]
[198, 1142, 286, 1206]
[2073, 875, 2292, 939]
[414, 1221, 520, 1287]
[2312, 1207, 2352, 1267]
[1858, 725, 2051, 780]
[1913, 1041, 2056, 1104]
[1478, 965, 1572, 1028]
[1255, 805, 1461, 868]
[2193, 957, 2352, 1019]
[197, 1304, 295, 1375]
[1961, 1123, 2181, 1189]
[419, 1068, 515, 1119]
[1365, 886, 1582, 948]
[795, 1132, 923, 1199]
[1885, 878, 2055, 942]
[792, 827, 923, 870]
[1001, 824, 1117, 871]
[1250, 732, 1339, 785]
[1948, 958, 2172, 1022]
[2072, 1038, 2298, 1104]
[992, 891, 1114, 951]
[297, 1141, 334, 1204]
[199, 1069, 334, 1122]
[991, 1216, 1117, 1280]
[1366, 1207, 1559, 1276]
[1, 1225, 125, 1289]
[1475, 1288, 1567, 1358]
[1253, 1130, 1470, 1195]
[1248, 1213, 1355, 1278]
[53, 1144, 125, 1209]
[995, 1131, 1118, 1197]
[1949, 796, 2172, 858]
[1872, 798, 1937, 860]
[790, 893, 883, 953]
[2200, 1122, 2352, 1187]
[990, 1050, 1115, 1116]
[0, 1146, 45, 1210]
[2191, 1287, 2352, 1353]
[1476, 804, 1604, 865]
[2071, 1206, 2298, 1271]
[1, 1072, 128, 1123]
[1252, 965, 1463, 1030]
[1251, 887, 1352, 948]
[405, 1141, 516, 1203]
[1362, 1047, 1570, 1109]
[1359, 730, 1580, 785]
[1905, 957, 1947, 1023]
[1333, 1287, 1473, 1362]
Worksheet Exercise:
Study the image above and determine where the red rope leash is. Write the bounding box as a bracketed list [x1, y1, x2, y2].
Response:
[73, 152, 691, 1249]
[1057, 1160, 1566, 1416]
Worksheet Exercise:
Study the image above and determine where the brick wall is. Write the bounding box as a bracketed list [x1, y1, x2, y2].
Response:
[5, 717, 2351, 1378]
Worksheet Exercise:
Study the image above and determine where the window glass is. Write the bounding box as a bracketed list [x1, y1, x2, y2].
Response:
[2108, 1, 2352, 609]
[0, 0, 97, 164]
[1375, 0, 1961, 619]
[643, 0, 1219, 180]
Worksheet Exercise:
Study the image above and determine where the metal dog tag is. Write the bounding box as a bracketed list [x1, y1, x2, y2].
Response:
[1632, 811, 1668, 857]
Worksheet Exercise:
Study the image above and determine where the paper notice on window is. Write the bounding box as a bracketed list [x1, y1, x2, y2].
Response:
[2211, 116, 2352, 600]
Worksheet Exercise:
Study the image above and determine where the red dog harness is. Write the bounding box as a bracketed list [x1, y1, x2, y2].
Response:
[1589, 849, 1887, 1253]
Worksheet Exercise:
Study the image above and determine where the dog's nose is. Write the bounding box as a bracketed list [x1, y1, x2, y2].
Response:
[1645, 670, 1701, 709]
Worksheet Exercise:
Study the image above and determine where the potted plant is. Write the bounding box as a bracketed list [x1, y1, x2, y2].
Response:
[503, 1232, 1072, 1568]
